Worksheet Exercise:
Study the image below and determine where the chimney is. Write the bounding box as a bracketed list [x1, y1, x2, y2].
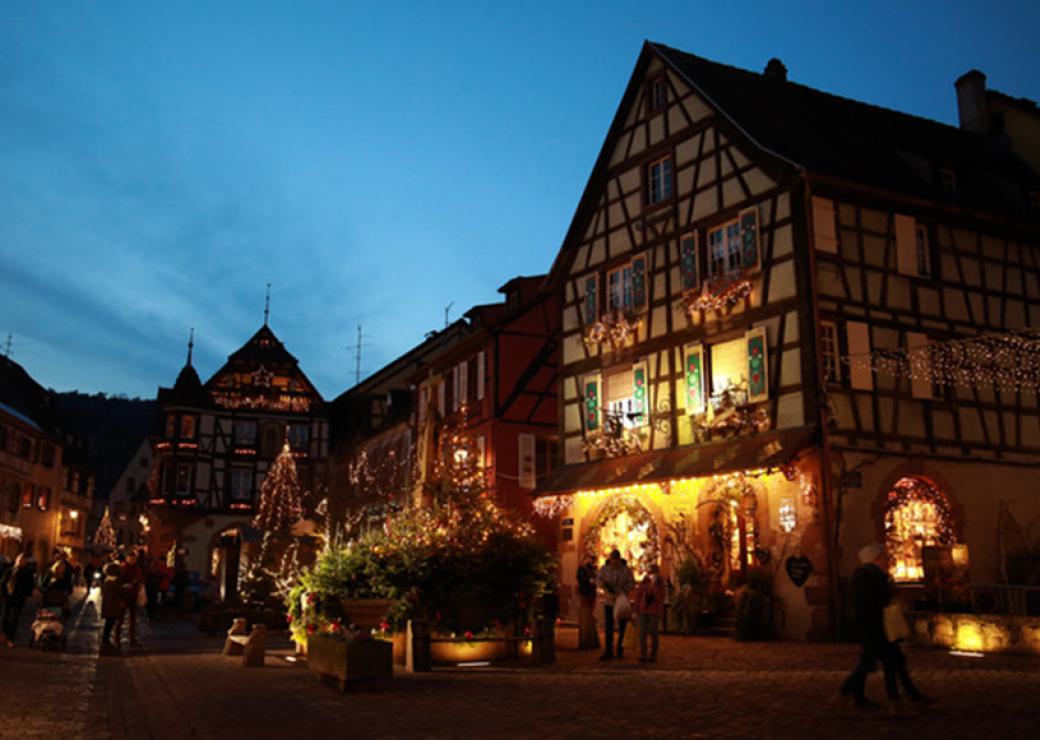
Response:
[764, 58, 787, 81]
[955, 69, 988, 133]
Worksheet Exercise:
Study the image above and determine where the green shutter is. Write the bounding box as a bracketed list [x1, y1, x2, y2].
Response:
[632, 361, 648, 426]
[583, 275, 598, 324]
[632, 254, 647, 309]
[740, 208, 759, 271]
[683, 343, 705, 414]
[746, 327, 768, 402]
[680, 234, 698, 290]
[584, 376, 601, 431]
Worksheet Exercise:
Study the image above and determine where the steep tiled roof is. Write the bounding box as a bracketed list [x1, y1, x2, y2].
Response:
[652, 42, 1040, 217]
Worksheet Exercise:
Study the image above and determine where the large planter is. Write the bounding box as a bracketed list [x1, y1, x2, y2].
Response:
[339, 598, 394, 630]
[307, 634, 393, 692]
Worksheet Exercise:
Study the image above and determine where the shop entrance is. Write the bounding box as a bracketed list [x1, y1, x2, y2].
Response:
[582, 496, 660, 578]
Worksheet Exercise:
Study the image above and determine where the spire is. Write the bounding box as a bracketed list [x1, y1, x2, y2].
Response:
[264, 283, 271, 327]
[186, 328, 195, 367]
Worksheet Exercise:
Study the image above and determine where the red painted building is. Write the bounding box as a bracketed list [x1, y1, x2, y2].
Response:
[412, 276, 559, 531]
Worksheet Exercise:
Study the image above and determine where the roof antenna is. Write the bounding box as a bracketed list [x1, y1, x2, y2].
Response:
[186, 328, 195, 366]
[2, 333, 11, 358]
[444, 301, 454, 328]
[346, 324, 369, 386]
[264, 283, 271, 327]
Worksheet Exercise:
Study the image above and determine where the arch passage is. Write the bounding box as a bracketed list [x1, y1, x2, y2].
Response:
[884, 477, 955, 582]
[582, 496, 659, 577]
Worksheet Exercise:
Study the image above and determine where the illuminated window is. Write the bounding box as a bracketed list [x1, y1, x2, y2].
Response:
[884, 477, 955, 582]
[166, 414, 177, 438]
[36, 486, 50, 511]
[179, 415, 197, 439]
[707, 220, 743, 280]
[288, 424, 310, 449]
[710, 338, 747, 399]
[820, 321, 840, 383]
[603, 363, 648, 429]
[647, 156, 673, 205]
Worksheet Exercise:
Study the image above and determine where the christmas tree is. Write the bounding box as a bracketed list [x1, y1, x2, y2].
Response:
[94, 506, 116, 549]
[253, 439, 303, 533]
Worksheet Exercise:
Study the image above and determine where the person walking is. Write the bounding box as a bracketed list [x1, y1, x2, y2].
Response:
[636, 563, 666, 663]
[840, 543, 932, 710]
[1, 554, 37, 647]
[576, 559, 600, 650]
[596, 549, 634, 660]
[121, 550, 144, 647]
[100, 562, 125, 650]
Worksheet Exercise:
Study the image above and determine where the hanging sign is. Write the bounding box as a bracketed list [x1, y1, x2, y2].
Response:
[785, 555, 813, 587]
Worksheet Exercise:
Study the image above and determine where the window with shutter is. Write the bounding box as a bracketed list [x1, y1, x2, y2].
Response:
[683, 343, 705, 414]
[631, 361, 648, 426]
[647, 156, 673, 205]
[895, 214, 918, 277]
[457, 362, 468, 409]
[583, 275, 598, 324]
[476, 351, 486, 400]
[583, 375, 602, 432]
[812, 196, 838, 253]
[745, 327, 769, 403]
[820, 321, 840, 384]
[518, 433, 536, 490]
[846, 321, 874, 390]
[680, 233, 699, 290]
[739, 207, 760, 272]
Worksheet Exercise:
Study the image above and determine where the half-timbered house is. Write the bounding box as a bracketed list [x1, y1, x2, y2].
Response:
[148, 324, 329, 598]
[535, 43, 1040, 638]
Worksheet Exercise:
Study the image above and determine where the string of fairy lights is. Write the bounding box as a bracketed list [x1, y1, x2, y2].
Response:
[841, 328, 1040, 392]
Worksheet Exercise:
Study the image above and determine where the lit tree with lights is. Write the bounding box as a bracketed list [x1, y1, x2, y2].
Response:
[431, 405, 486, 505]
[241, 435, 307, 605]
[94, 506, 117, 549]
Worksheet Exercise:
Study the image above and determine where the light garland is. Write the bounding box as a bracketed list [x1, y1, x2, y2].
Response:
[841, 328, 1040, 392]
[532, 494, 573, 518]
[431, 407, 486, 500]
[583, 312, 642, 352]
[211, 391, 312, 412]
[691, 382, 769, 437]
[884, 477, 955, 582]
[683, 277, 753, 317]
[0, 523, 23, 541]
[582, 421, 645, 459]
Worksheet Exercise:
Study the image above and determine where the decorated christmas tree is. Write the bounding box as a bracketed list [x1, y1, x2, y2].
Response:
[94, 506, 117, 549]
[253, 439, 303, 533]
[240, 434, 307, 605]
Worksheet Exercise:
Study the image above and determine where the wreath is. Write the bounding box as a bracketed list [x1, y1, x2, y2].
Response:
[582, 495, 660, 575]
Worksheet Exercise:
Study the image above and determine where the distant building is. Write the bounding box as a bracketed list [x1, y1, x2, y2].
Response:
[106, 438, 154, 546]
[147, 324, 329, 599]
[535, 43, 1040, 637]
[0, 355, 94, 563]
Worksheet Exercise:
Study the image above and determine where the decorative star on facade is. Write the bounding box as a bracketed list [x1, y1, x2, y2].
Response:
[252, 365, 273, 388]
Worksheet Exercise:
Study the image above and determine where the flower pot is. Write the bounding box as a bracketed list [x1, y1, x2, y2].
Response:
[307, 634, 393, 692]
[339, 598, 393, 630]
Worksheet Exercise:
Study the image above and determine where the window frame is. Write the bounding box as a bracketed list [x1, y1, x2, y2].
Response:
[820, 321, 841, 385]
[914, 224, 933, 278]
[647, 75, 667, 113]
[645, 154, 674, 208]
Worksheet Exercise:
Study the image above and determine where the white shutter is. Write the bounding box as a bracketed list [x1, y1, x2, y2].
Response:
[476, 435, 486, 470]
[451, 366, 460, 411]
[458, 361, 468, 407]
[812, 196, 838, 253]
[907, 332, 933, 399]
[846, 321, 874, 391]
[895, 214, 918, 277]
[518, 433, 536, 490]
[476, 350, 486, 400]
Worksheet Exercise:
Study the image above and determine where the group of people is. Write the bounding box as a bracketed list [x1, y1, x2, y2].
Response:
[578, 544, 932, 711]
[98, 546, 179, 651]
[578, 549, 666, 663]
[0, 549, 80, 648]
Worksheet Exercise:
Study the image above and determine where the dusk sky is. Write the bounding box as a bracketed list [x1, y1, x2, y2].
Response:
[3, 1, 1038, 400]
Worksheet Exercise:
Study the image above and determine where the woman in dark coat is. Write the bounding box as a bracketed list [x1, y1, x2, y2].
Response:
[100, 562, 126, 649]
[1, 554, 37, 647]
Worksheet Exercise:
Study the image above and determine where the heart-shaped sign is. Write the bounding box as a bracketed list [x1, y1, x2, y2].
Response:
[785, 555, 813, 588]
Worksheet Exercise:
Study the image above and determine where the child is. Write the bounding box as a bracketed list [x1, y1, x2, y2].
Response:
[100, 562, 125, 650]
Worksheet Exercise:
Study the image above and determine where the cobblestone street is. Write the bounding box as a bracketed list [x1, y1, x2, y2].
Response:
[2, 591, 1038, 739]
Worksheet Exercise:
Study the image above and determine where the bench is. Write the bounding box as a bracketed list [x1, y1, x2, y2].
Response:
[223, 619, 266, 667]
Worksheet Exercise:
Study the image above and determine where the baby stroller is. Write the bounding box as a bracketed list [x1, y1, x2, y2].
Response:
[30, 587, 70, 650]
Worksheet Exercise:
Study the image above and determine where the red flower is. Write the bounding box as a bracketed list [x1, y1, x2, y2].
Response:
[464, 630, 474, 639]
[287, 614, 294, 624]
[306, 592, 317, 605]
[379, 621, 391, 633]
[306, 623, 317, 636]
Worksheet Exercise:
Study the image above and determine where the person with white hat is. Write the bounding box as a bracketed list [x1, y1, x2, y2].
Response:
[839, 543, 932, 710]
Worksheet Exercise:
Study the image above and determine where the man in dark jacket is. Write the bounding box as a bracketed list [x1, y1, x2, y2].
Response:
[840, 543, 930, 710]
[1, 554, 37, 646]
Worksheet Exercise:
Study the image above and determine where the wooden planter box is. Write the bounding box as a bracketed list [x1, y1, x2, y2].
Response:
[307, 634, 393, 692]
[340, 599, 393, 630]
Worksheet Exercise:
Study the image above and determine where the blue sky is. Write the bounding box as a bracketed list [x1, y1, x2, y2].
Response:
[2, 1, 1037, 399]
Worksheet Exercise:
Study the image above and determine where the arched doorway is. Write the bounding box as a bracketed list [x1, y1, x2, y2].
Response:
[884, 476, 955, 582]
[582, 496, 659, 578]
[699, 475, 760, 588]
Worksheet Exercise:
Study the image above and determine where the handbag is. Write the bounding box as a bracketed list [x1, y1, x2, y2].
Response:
[883, 600, 910, 642]
[613, 593, 632, 621]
